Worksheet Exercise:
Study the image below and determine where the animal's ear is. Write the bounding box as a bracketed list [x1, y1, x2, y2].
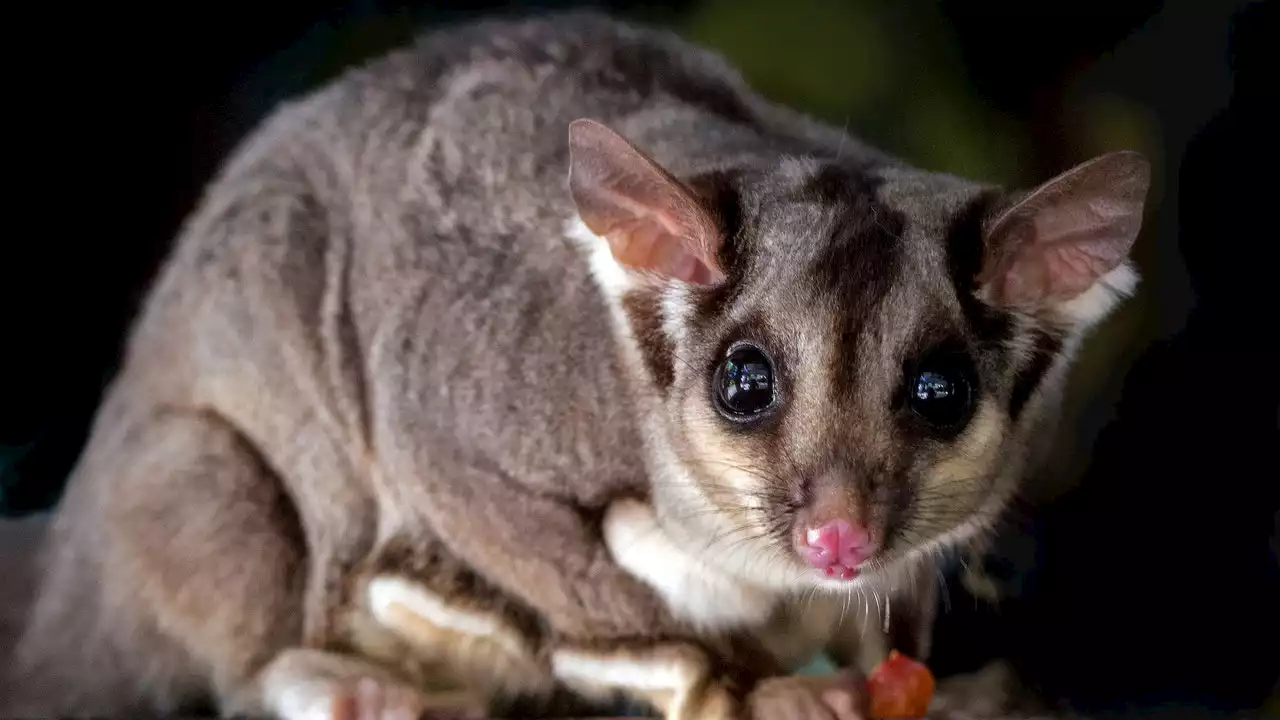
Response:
[568, 118, 726, 285]
[978, 151, 1151, 322]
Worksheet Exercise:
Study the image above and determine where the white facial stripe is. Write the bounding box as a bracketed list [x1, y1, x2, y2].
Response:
[661, 282, 693, 349]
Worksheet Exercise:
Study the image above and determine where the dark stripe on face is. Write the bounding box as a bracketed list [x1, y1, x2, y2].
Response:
[689, 170, 747, 282]
[802, 164, 907, 404]
[1008, 328, 1063, 421]
[687, 170, 747, 324]
[621, 289, 675, 390]
[945, 193, 1015, 347]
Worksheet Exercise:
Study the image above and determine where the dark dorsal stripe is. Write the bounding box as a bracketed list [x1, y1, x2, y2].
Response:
[802, 163, 907, 405]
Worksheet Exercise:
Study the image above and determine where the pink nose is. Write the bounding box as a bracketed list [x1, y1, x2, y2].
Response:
[802, 519, 873, 577]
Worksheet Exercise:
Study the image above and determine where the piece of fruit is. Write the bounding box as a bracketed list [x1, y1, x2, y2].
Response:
[866, 650, 936, 719]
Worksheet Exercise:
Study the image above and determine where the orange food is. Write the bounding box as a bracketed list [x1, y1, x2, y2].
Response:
[866, 650, 936, 719]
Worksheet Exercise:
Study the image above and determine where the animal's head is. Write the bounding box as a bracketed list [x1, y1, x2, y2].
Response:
[567, 118, 1150, 593]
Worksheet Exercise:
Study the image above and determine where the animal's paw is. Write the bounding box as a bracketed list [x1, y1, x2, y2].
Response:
[328, 676, 433, 720]
[255, 648, 485, 720]
[747, 670, 867, 720]
[265, 672, 434, 720]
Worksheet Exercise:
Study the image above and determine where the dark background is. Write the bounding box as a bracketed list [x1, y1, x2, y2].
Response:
[1, 1, 1276, 717]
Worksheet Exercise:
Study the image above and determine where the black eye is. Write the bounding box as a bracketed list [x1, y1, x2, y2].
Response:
[907, 357, 974, 431]
[714, 345, 776, 418]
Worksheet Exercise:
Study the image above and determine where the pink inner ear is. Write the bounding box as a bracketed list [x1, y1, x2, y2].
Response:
[1005, 207, 1134, 304]
[592, 202, 722, 285]
[1001, 239, 1123, 306]
[983, 151, 1149, 309]
[568, 118, 725, 285]
[608, 214, 716, 283]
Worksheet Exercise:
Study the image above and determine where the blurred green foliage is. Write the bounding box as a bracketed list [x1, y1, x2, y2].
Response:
[681, 0, 1028, 185]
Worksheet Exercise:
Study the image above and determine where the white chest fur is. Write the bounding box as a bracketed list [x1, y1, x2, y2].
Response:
[602, 498, 780, 631]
